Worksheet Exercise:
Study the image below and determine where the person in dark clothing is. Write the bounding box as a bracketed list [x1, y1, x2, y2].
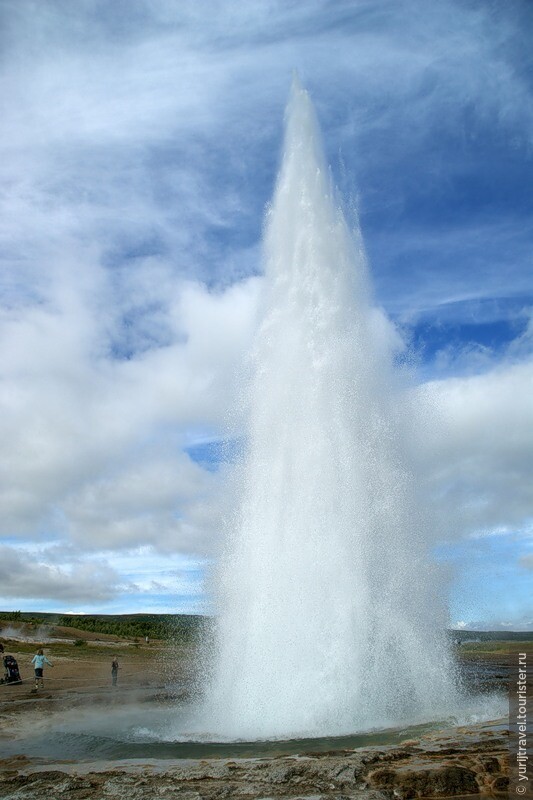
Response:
[111, 656, 119, 686]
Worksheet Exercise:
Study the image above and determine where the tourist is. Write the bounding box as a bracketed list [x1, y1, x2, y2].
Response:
[111, 655, 119, 686]
[31, 648, 53, 690]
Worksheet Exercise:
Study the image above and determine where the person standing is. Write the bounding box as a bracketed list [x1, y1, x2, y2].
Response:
[31, 648, 52, 690]
[111, 655, 119, 686]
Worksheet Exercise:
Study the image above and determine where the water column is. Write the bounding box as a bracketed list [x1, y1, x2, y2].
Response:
[204, 79, 457, 740]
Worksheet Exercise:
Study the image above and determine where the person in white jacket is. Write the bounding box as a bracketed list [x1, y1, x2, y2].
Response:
[31, 648, 53, 690]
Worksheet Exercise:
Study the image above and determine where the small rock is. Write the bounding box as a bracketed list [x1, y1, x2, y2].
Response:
[491, 775, 509, 792]
[478, 756, 501, 774]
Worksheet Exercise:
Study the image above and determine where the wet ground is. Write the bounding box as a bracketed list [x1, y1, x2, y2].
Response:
[0, 648, 525, 798]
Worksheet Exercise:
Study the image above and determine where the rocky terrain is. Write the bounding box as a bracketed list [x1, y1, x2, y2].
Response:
[0, 720, 508, 799]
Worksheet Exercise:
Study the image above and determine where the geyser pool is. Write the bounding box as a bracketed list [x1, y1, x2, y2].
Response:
[199, 79, 459, 740]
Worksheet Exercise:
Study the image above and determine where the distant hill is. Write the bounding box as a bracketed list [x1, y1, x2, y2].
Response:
[0, 611, 206, 642]
[448, 629, 533, 643]
[2, 612, 531, 643]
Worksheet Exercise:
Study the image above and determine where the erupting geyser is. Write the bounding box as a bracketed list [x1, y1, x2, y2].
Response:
[203, 79, 458, 740]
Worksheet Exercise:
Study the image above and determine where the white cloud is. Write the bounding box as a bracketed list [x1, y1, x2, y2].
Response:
[0, 545, 123, 602]
[0, 273, 260, 551]
[416, 359, 533, 540]
[61, 453, 219, 554]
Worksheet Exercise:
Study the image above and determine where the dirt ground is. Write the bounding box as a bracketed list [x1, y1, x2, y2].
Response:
[0, 636, 196, 754]
[1, 639, 180, 699]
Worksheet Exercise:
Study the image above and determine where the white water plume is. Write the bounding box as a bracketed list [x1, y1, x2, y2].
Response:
[201, 79, 458, 740]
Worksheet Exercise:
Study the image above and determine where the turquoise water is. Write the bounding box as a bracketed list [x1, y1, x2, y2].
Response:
[0, 715, 442, 761]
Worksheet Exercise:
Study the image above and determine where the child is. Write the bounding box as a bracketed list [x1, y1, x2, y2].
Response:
[31, 648, 53, 690]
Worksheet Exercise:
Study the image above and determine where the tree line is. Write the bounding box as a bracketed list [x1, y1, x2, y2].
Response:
[56, 613, 202, 642]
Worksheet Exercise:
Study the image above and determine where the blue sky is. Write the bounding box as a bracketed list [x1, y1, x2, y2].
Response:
[0, 0, 532, 629]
